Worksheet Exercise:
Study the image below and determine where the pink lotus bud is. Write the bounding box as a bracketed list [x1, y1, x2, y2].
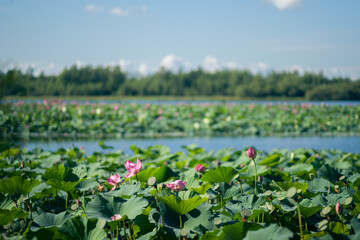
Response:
[195, 164, 206, 173]
[240, 164, 245, 168]
[247, 147, 257, 160]
[258, 175, 263, 183]
[166, 180, 186, 191]
[124, 159, 142, 178]
[107, 174, 124, 191]
[216, 160, 220, 166]
[76, 199, 82, 206]
[111, 214, 122, 221]
[335, 201, 343, 214]
[20, 162, 24, 168]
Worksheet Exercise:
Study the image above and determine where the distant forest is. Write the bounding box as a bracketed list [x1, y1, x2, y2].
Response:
[1, 65, 360, 100]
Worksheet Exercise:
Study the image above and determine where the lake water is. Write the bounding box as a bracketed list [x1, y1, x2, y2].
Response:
[22, 136, 360, 154]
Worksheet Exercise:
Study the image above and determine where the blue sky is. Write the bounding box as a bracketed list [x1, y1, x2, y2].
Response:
[0, 0, 360, 79]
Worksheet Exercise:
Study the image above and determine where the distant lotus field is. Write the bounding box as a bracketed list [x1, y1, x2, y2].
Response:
[1, 100, 359, 138]
[0, 144, 360, 239]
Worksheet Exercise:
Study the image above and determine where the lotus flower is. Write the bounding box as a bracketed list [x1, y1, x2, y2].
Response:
[124, 159, 142, 178]
[107, 174, 123, 191]
[335, 201, 343, 214]
[247, 147, 257, 160]
[111, 214, 122, 221]
[166, 180, 186, 191]
[195, 164, 206, 173]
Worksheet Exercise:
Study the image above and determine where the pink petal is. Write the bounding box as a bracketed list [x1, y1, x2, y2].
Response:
[125, 172, 134, 179]
[136, 159, 142, 171]
[110, 185, 116, 191]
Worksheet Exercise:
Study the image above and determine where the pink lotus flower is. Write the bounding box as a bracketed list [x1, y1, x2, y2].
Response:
[166, 180, 186, 191]
[107, 174, 124, 191]
[124, 159, 142, 178]
[195, 164, 206, 173]
[247, 147, 257, 160]
[335, 201, 343, 214]
[111, 214, 122, 221]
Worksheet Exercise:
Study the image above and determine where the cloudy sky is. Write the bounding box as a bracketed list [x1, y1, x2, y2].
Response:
[0, 0, 360, 79]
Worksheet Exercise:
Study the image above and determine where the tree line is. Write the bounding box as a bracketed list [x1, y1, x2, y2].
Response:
[1, 65, 360, 100]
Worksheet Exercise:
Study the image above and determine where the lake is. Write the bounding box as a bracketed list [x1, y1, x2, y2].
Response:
[22, 135, 360, 154]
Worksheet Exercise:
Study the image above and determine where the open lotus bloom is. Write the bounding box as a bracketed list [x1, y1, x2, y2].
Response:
[111, 214, 122, 221]
[107, 174, 124, 191]
[124, 159, 142, 178]
[166, 180, 186, 191]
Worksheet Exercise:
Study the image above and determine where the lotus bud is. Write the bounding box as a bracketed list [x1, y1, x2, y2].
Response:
[335, 201, 343, 214]
[240, 164, 244, 168]
[216, 160, 220, 166]
[195, 164, 206, 173]
[76, 199, 82, 206]
[258, 175, 263, 183]
[20, 162, 24, 168]
[247, 147, 257, 160]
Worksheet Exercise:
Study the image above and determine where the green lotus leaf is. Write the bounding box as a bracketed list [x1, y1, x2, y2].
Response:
[137, 165, 177, 183]
[244, 224, 293, 240]
[158, 194, 207, 215]
[201, 167, 237, 183]
[258, 154, 282, 167]
[43, 165, 80, 182]
[317, 164, 342, 182]
[150, 200, 214, 237]
[0, 208, 29, 226]
[75, 178, 98, 192]
[284, 164, 314, 178]
[218, 221, 262, 240]
[31, 211, 73, 231]
[0, 194, 15, 209]
[0, 176, 40, 195]
[270, 181, 309, 194]
[56, 216, 107, 240]
[86, 195, 148, 220]
[108, 182, 142, 197]
[43, 165, 82, 192]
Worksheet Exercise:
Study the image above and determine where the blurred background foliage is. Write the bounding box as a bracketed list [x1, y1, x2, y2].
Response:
[1, 65, 360, 100]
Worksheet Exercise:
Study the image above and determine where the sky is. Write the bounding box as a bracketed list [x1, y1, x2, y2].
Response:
[0, 0, 360, 79]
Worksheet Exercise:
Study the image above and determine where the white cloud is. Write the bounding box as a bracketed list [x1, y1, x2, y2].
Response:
[248, 61, 268, 74]
[160, 54, 190, 72]
[139, 64, 148, 76]
[85, 4, 104, 14]
[224, 62, 240, 70]
[75, 60, 85, 68]
[118, 59, 131, 72]
[203, 55, 220, 73]
[267, 0, 301, 10]
[140, 5, 148, 12]
[109, 7, 129, 16]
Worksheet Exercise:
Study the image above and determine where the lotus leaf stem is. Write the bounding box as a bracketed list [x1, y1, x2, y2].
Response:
[252, 159, 258, 195]
[297, 205, 303, 240]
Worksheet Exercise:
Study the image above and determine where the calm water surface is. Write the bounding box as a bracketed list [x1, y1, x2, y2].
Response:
[23, 136, 360, 154]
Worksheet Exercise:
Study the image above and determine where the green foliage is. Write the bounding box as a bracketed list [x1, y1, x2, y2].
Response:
[0, 176, 40, 195]
[201, 167, 237, 183]
[2, 66, 360, 100]
[0, 145, 360, 239]
[158, 195, 207, 215]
